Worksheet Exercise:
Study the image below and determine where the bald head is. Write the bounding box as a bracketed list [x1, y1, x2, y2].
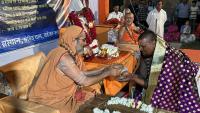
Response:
[124, 8, 131, 14]
[125, 13, 134, 19]
[138, 30, 157, 42]
[138, 30, 157, 58]
[125, 13, 134, 26]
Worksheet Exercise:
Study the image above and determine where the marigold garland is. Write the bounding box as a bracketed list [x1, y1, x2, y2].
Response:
[68, 7, 96, 45]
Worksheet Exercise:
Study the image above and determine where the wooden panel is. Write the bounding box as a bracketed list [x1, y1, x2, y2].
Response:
[98, 0, 109, 24]
[96, 24, 113, 45]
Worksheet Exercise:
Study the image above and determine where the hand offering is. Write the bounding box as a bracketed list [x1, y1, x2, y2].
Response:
[109, 64, 124, 77]
[117, 73, 133, 82]
[116, 67, 132, 82]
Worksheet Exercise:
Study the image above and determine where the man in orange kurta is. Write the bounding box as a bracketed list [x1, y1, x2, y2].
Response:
[28, 26, 126, 113]
[118, 13, 140, 45]
[117, 13, 140, 53]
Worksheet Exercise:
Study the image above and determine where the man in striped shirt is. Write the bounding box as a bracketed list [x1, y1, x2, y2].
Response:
[190, 1, 199, 32]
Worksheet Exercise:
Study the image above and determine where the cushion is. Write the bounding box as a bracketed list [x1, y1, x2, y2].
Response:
[95, 25, 113, 45]
[0, 52, 46, 100]
[0, 96, 60, 113]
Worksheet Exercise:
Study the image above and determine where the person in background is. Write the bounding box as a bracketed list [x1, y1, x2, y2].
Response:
[107, 8, 132, 44]
[123, 8, 131, 15]
[164, 21, 180, 42]
[28, 26, 126, 113]
[128, 0, 139, 25]
[180, 20, 196, 43]
[118, 13, 140, 45]
[197, 0, 200, 23]
[146, 0, 167, 38]
[117, 8, 131, 28]
[116, 13, 141, 56]
[176, 0, 190, 31]
[137, 0, 149, 28]
[195, 23, 200, 39]
[106, 4, 124, 24]
[190, 1, 199, 32]
[147, 0, 155, 13]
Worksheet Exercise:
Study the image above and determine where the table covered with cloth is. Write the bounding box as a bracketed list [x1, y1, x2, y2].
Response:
[84, 52, 137, 96]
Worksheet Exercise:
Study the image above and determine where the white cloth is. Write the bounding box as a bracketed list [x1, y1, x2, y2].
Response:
[180, 34, 196, 43]
[107, 12, 124, 21]
[180, 25, 196, 43]
[195, 69, 200, 97]
[68, 0, 84, 12]
[146, 9, 167, 38]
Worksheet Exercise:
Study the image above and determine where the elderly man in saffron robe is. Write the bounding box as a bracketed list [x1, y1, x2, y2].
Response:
[127, 30, 200, 113]
[117, 13, 141, 54]
[28, 26, 126, 113]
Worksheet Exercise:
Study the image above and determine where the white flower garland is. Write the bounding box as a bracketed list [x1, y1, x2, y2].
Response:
[140, 104, 154, 113]
[99, 44, 119, 58]
[93, 107, 121, 113]
[89, 39, 99, 54]
[107, 97, 154, 113]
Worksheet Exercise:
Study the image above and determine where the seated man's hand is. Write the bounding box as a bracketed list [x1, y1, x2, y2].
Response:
[108, 64, 124, 77]
[130, 74, 146, 88]
[117, 72, 132, 82]
[121, 70, 129, 77]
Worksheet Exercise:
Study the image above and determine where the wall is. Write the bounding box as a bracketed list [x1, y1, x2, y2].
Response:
[96, 25, 113, 45]
[163, 0, 179, 22]
[0, 39, 58, 66]
[0, 0, 100, 66]
[99, 0, 109, 24]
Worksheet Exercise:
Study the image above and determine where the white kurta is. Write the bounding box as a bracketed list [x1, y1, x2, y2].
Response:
[146, 9, 167, 38]
[107, 12, 124, 21]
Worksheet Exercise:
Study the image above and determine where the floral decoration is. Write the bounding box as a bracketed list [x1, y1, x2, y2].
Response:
[68, 7, 96, 45]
